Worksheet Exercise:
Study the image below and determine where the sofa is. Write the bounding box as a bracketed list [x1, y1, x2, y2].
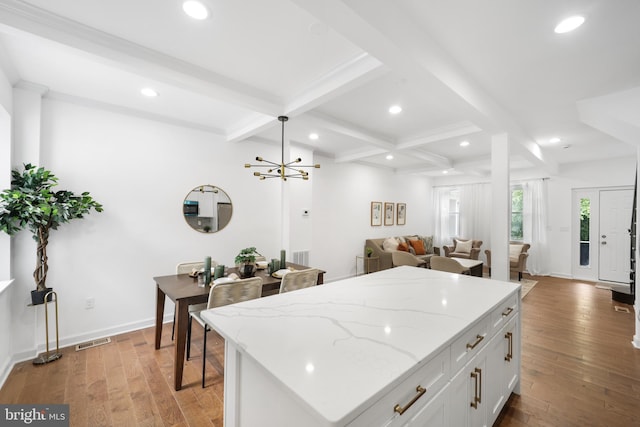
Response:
[485, 242, 530, 281]
[442, 238, 483, 260]
[365, 235, 439, 271]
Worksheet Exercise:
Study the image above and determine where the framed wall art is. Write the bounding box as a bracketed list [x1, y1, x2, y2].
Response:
[371, 201, 382, 226]
[384, 202, 394, 226]
[397, 203, 406, 225]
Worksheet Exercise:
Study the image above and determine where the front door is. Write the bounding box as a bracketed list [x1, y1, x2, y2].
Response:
[599, 189, 633, 283]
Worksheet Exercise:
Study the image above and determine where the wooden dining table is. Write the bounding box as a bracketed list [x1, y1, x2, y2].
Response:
[154, 262, 324, 391]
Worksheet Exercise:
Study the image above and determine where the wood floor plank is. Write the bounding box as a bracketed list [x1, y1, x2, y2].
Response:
[2, 275, 639, 426]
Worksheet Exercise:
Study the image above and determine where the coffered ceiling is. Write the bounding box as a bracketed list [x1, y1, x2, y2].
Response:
[0, 0, 638, 177]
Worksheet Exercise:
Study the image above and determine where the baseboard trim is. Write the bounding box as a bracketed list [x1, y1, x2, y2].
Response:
[0, 313, 174, 390]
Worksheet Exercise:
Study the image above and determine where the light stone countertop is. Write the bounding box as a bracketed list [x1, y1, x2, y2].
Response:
[201, 266, 520, 425]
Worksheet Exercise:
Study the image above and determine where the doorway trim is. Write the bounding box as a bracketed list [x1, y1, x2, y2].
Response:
[571, 186, 633, 282]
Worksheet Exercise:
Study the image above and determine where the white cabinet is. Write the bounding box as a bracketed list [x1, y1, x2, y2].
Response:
[201, 267, 521, 427]
[486, 316, 520, 426]
[450, 311, 520, 427]
[450, 346, 488, 427]
[348, 347, 450, 427]
[402, 385, 449, 426]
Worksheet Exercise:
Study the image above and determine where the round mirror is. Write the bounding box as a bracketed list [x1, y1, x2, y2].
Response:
[183, 185, 233, 233]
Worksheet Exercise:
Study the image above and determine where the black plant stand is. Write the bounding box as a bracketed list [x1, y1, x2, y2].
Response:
[32, 290, 62, 365]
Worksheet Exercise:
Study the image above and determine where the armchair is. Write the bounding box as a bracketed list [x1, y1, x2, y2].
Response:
[391, 251, 427, 268]
[485, 242, 530, 281]
[430, 256, 469, 274]
[443, 238, 483, 260]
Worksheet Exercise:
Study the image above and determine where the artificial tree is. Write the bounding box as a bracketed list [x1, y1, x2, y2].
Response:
[0, 164, 103, 303]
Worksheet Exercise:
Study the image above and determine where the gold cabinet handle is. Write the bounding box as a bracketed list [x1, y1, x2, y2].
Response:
[394, 385, 426, 415]
[502, 307, 514, 317]
[470, 367, 482, 408]
[466, 334, 484, 350]
[505, 332, 513, 361]
[477, 368, 482, 404]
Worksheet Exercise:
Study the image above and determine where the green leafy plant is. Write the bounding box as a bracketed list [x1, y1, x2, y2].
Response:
[365, 247, 373, 257]
[0, 164, 103, 292]
[234, 247, 259, 265]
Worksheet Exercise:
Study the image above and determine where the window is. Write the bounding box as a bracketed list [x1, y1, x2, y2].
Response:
[449, 189, 460, 237]
[511, 187, 523, 241]
[579, 198, 590, 266]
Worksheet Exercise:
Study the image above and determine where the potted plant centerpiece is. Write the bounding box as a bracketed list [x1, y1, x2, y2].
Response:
[0, 164, 103, 305]
[234, 247, 260, 278]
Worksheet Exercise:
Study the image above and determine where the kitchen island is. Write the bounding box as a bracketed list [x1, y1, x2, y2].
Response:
[201, 266, 521, 426]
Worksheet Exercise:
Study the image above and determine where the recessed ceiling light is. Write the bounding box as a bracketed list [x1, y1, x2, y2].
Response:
[549, 137, 561, 143]
[183, 1, 209, 20]
[554, 15, 585, 34]
[459, 141, 470, 147]
[309, 133, 319, 140]
[388, 105, 402, 115]
[442, 170, 449, 174]
[140, 87, 158, 97]
[386, 154, 394, 160]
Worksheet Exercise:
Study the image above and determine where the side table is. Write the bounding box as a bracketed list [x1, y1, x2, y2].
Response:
[356, 255, 379, 276]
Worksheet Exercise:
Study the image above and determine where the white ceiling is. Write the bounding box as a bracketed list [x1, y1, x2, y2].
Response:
[0, 0, 639, 177]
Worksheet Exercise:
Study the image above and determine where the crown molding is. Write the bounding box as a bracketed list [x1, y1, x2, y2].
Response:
[0, 0, 280, 115]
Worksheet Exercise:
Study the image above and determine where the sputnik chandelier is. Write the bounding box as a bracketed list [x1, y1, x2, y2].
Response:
[245, 116, 320, 181]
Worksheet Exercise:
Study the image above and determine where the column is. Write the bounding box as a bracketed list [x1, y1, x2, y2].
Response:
[633, 146, 640, 349]
[491, 133, 510, 282]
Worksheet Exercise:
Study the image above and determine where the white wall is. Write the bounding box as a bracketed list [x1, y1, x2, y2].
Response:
[0, 63, 13, 386]
[5, 97, 435, 370]
[312, 157, 433, 281]
[10, 98, 286, 360]
[433, 156, 636, 279]
[546, 157, 636, 278]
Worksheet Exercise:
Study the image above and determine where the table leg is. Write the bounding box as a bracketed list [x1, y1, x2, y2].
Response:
[173, 299, 189, 391]
[155, 285, 166, 350]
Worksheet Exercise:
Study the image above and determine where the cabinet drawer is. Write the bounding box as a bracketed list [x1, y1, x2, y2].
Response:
[490, 293, 519, 333]
[348, 347, 450, 427]
[450, 314, 490, 375]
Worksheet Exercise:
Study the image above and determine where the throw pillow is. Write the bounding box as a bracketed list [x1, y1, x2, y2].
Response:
[455, 239, 472, 254]
[421, 236, 434, 254]
[397, 242, 409, 252]
[409, 239, 426, 255]
[382, 237, 400, 252]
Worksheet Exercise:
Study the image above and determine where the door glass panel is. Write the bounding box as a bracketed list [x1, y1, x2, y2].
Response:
[580, 198, 590, 266]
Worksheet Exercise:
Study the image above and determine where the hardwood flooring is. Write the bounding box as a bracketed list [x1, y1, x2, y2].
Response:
[1, 275, 638, 426]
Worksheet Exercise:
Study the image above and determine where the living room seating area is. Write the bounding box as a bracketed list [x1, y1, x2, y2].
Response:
[442, 238, 483, 260]
[485, 242, 530, 281]
[365, 235, 439, 271]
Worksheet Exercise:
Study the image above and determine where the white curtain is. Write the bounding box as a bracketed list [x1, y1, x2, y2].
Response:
[459, 183, 493, 262]
[433, 187, 452, 248]
[522, 179, 550, 275]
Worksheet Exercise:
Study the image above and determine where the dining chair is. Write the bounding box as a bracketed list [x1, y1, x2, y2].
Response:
[187, 276, 263, 388]
[279, 268, 319, 293]
[172, 261, 217, 340]
[429, 256, 469, 275]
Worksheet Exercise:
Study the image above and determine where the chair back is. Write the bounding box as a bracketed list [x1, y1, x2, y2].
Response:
[176, 260, 218, 274]
[207, 277, 263, 309]
[430, 256, 467, 274]
[392, 251, 423, 267]
[279, 269, 319, 294]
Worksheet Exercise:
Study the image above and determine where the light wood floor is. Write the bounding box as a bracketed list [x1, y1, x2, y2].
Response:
[1, 275, 639, 426]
